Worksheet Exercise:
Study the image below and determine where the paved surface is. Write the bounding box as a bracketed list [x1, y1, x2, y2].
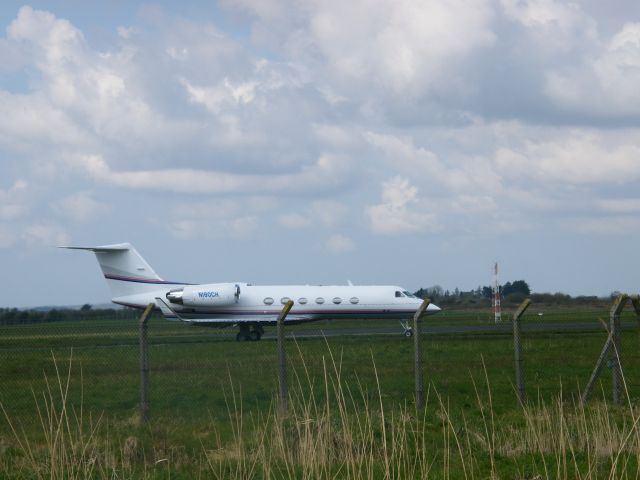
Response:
[4, 320, 633, 350]
[251, 320, 632, 340]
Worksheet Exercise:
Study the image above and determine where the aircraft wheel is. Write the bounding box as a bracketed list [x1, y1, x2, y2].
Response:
[249, 330, 261, 342]
[404, 329, 413, 338]
[236, 331, 251, 342]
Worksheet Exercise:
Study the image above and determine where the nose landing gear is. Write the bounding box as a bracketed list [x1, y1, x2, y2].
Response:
[400, 321, 413, 338]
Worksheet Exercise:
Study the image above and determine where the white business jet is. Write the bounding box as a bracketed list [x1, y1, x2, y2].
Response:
[62, 243, 441, 341]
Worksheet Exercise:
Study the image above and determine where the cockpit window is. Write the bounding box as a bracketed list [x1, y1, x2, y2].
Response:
[395, 291, 404, 298]
[403, 291, 416, 298]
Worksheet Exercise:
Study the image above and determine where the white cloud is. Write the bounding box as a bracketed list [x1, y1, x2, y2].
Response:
[277, 213, 311, 229]
[181, 77, 258, 114]
[317, 0, 495, 94]
[311, 200, 348, 227]
[494, 133, 640, 184]
[546, 23, 640, 117]
[66, 153, 353, 195]
[0, 180, 29, 221]
[325, 234, 355, 253]
[277, 201, 348, 229]
[0, 92, 87, 150]
[57, 191, 107, 222]
[22, 223, 70, 246]
[366, 177, 438, 235]
[166, 198, 264, 240]
[0, 225, 16, 248]
[364, 131, 502, 194]
[596, 198, 640, 213]
[501, 0, 597, 53]
[570, 216, 640, 235]
[451, 195, 497, 214]
[227, 0, 495, 97]
[169, 215, 258, 240]
[312, 123, 358, 148]
[0, 5, 199, 158]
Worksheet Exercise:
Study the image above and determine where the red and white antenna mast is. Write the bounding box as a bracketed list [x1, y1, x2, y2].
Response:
[493, 261, 501, 323]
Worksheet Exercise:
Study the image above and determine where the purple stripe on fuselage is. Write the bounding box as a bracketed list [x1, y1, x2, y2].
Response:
[185, 309, 418, 315]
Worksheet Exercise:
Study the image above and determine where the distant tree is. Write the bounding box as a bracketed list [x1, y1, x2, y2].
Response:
[415, 285, 445, 300]
[80, 304, 92, 311]
[46, 309, 63, 322]
[502, 280, 530, 297]
[505, 292, 527, 304]
[426, 285, 443, 298]
[512, 280, 531, 295]
[482, 286, 493, 298]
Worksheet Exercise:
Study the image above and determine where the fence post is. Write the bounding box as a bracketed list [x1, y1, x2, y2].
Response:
[632, 296, 640, 353]
[414, 298, 431, 410]
[513, 299, 531, 406]
[631, 296, 640, 325]
[139, 303, 154, 424]
[581, 329, 613, 404]
[277, 300, 294, 415]
[610, 293, 628, 404]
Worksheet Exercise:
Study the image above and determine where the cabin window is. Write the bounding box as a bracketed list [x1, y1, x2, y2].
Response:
[316, 297, 325, 304]
[281, 297, 291, 304]
[333, 297, 342, 304]
[298, 297, 308, 304]
[350, 297, 359, 304]
[395, 291, 404, 298]
[264, 297, 274, 305]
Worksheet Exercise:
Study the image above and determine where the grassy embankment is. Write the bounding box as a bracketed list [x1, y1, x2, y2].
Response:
[1, 307, 640, 478]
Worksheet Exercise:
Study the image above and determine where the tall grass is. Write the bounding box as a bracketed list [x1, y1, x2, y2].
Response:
[2, 344, 640, 478]
[0, 351, 113, 479]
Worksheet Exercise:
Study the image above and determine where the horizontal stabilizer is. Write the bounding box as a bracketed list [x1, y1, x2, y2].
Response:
[59, 243, 130, 253]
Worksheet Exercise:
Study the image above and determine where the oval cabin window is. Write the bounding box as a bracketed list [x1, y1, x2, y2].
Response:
[333, 297, 342, 304]
[281, 297, 291, 304]
[264, 297, 274, 305]
[298, 297, 308, 305]
[350, 297, 359, 304]
[316, 297, 325, 304]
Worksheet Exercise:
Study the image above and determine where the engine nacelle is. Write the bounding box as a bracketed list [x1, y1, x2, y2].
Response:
[166, 283, 240, 307]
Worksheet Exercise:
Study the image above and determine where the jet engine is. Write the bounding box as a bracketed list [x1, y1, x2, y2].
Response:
[166, 283, 240, 306]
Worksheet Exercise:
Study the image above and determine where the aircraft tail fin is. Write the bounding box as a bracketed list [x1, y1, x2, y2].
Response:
[60, 243, 170, 299]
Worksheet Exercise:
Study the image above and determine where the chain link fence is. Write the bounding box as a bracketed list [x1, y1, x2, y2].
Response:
[1, 299, 639, 433]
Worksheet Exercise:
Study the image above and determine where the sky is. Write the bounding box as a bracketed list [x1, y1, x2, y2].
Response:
[1, 0, 640, 308]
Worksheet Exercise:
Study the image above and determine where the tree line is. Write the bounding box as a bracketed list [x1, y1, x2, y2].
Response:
[414, 280, 605, 307]
[0, 305, 140, 325]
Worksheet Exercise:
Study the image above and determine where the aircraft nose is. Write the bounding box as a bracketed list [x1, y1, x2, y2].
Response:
[427, 303, 441, 313]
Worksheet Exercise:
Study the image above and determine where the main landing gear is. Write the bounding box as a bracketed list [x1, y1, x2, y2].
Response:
[235, 323, 264, 342]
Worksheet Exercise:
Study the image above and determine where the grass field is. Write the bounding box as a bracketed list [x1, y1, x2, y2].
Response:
[1, 306, 640, 478]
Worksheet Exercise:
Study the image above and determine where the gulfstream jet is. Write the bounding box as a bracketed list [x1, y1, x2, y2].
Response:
[62, 243, 441, 341]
